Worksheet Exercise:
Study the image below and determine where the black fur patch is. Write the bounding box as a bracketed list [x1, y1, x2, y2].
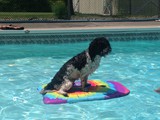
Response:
[89, 37, 111, 61]
[44, 37, 111, 90]
[44, 51, 87, 90]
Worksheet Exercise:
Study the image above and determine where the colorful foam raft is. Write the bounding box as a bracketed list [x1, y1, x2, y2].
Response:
[37, 80, 130, 104]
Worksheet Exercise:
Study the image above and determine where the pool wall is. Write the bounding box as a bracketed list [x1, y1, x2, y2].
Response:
[0, 28, 160, 44]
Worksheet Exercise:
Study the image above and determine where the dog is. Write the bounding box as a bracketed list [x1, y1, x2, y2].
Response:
[40, 37, 112, 96]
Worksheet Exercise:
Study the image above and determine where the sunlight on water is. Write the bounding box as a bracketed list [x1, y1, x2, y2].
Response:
[0, 40, 160, 120]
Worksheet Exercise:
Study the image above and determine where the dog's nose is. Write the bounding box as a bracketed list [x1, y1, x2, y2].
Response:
[108, 47, 112, 53]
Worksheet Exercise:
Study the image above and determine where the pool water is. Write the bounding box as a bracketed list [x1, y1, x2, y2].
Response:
[0, 40, 160, 120]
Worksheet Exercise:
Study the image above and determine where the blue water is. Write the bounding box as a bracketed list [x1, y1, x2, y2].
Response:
[0, 40, 160, 120]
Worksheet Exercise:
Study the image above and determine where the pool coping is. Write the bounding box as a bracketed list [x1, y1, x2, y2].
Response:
[0, 26, 160, 35]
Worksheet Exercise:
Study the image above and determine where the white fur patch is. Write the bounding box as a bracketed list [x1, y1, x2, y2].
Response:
[80, 53, 101, 78]
[64, 51, 101, 81]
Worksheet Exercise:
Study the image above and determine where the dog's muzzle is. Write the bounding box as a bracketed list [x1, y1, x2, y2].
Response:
[101, 48, 112, 56]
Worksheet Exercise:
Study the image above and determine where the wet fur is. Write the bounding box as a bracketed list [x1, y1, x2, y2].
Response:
[43, 51, 87, 90]
[41, 37, 112, 96]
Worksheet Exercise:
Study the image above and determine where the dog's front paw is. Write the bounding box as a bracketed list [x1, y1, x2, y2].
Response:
[86, 83, 91, 87]
[82, 87, 89, 92]
[57, 90, 69, 97]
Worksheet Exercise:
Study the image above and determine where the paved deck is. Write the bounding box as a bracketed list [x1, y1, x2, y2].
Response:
[1, 21, 160, 30]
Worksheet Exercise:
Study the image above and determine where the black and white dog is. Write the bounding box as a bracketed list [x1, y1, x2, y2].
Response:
[40, 37, 112, 96]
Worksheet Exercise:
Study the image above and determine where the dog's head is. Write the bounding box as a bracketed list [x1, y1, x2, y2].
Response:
[88, 37, 112, 61]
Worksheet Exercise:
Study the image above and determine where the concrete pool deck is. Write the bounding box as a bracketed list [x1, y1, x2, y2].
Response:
[1, 21, 160, 30]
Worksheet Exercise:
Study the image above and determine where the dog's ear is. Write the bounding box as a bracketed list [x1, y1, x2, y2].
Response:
[89, 37, 109, 49]
[88, 37, 111, 60]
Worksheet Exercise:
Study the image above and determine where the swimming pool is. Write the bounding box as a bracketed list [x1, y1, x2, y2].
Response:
[0, 29, 160, 120]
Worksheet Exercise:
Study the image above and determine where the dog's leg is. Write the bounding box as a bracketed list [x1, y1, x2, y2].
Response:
[81, 76, 89, 92]
[57, 79, 73, 96]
